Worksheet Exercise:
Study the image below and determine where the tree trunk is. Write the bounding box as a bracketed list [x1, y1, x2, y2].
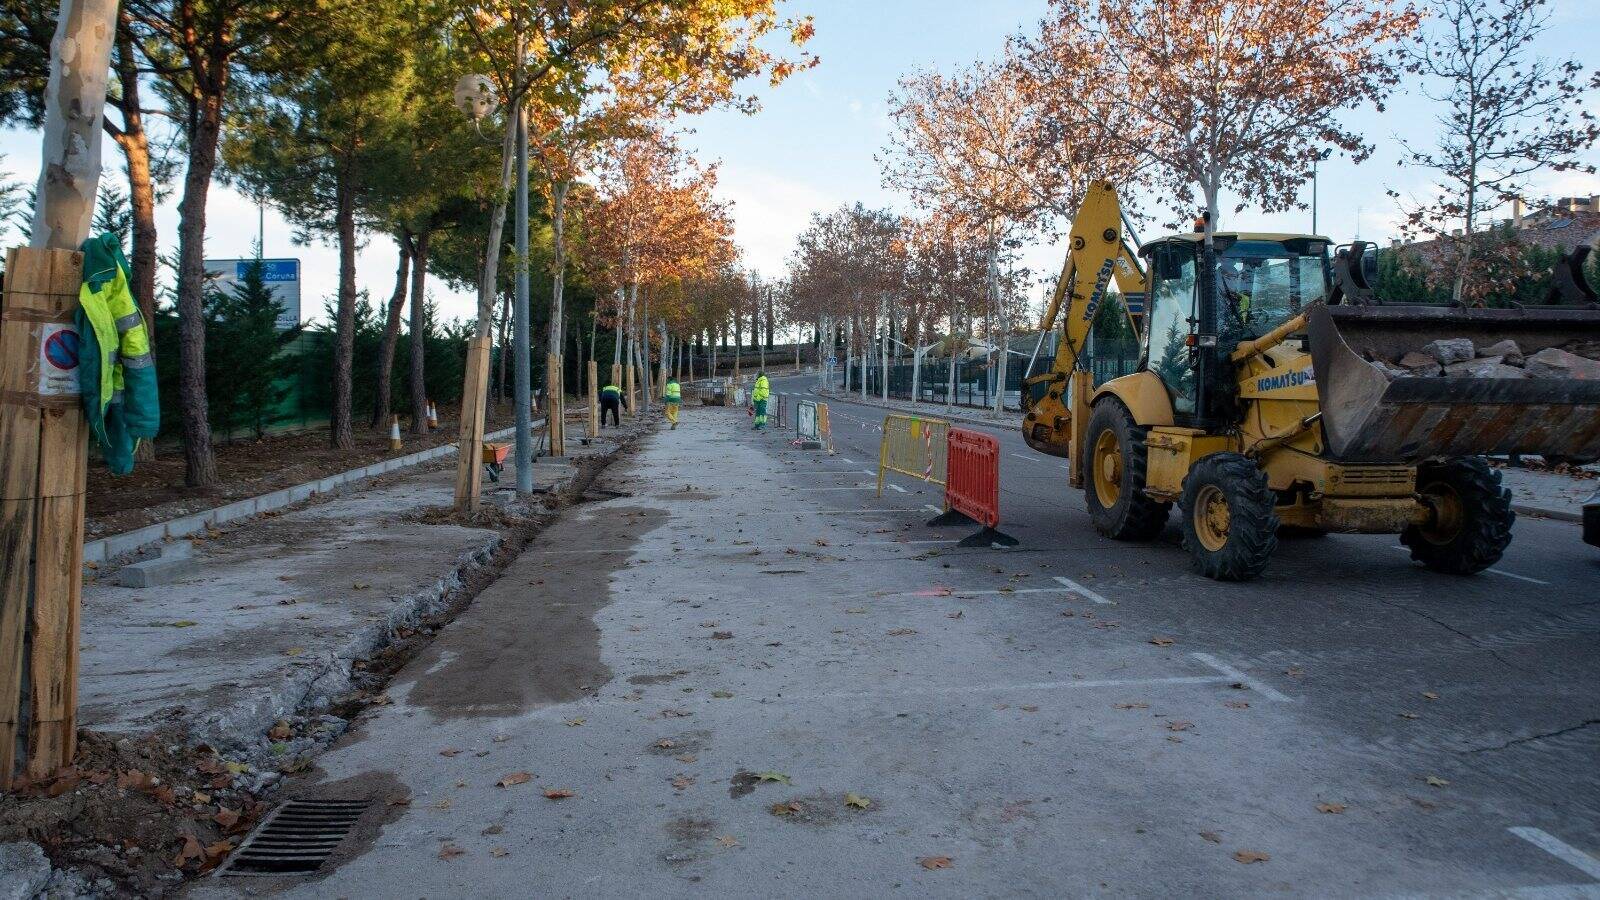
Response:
[108, 14, 157, 328]
[476, 94, 519, 337]
[496, 287, 510, 403]
[372, 235, 411, 428]
[409, 229, 431, 434]
[330, 163, 358, 451]
[30, 0, 117, 250]
[175, 87, 226, 488]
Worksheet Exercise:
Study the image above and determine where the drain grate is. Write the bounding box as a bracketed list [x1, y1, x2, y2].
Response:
[215, 800, 368, 876]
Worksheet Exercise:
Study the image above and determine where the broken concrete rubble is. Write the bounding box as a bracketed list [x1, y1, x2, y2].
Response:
[1477, 339, 1524, 365]
[1524, 347, 1600, 380]
[1420, 338, 1475, 365]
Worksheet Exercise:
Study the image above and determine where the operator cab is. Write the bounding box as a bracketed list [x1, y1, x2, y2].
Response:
[1138, 232, 1331, 421]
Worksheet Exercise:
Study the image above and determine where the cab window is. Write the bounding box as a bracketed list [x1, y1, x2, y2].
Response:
[1144, 244, 1197, 416]
[1217, 240, 1329, 335]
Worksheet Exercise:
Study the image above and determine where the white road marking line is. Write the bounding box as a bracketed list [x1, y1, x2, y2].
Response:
[792, 485, 879, 492]
[807, 675, 1234, 701]
[1388, 546, 1551, 585]
[839, 457, 854, 464]
[860, 468, 879, 476]
[888, 483, 908, 494]
[924, 504, 944, 514]
[1511, 827, 1600, 881]
[1011, 452, 1040, 463]
[1190, 653, 1293, 703]
[1053, 575, 1113, 605]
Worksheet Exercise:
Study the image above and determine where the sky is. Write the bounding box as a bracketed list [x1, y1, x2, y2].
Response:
[3, 0, 1599, 324]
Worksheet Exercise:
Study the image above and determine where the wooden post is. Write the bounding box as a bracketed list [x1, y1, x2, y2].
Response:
[625, 363, 636, 417]
[1, 247, 88, 788]
[587, 360, 599, 438]
[453, 335, 491, 512]
[545, 352, 564, 456]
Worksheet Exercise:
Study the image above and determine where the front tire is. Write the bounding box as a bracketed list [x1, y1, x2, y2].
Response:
[1180, 453, 1279, 581]
[1402, 457, 1514, 575]
[1083, 401, 1170, 540]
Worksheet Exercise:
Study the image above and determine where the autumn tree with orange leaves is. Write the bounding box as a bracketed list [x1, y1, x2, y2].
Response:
[1019, 0, 1418, 239]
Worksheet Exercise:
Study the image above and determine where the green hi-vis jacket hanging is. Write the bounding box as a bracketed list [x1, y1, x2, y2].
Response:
[76, 233, 158, 475]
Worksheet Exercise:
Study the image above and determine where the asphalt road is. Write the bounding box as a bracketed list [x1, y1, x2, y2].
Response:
[198, 384, 1600, 898]
[775, 374, 1600, 889]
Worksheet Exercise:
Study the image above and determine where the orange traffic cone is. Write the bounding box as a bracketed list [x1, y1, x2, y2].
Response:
[427, 401, 439, 429]
[389, 415, 403, 451]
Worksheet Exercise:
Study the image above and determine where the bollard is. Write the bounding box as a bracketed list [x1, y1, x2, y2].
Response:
[389, 415, 402, 451]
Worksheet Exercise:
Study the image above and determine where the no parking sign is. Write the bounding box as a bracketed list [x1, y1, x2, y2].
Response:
[37, 322, 80, 397]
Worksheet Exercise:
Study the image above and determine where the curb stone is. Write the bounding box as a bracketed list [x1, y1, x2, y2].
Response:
[83, 424, 532, 566]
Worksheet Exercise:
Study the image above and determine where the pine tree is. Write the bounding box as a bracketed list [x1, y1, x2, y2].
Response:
[206, 256, 300, 440]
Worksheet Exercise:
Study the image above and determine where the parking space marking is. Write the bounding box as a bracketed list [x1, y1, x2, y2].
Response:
[887, 483, 908, 493]
[1053, 575, 1113, 605]
[806, 674, 1236, 703]
[1190, 653, 1294, 702]
[1388, 546, 1551, 585]
[924, 504, 944, 514]
[1511, 828, 1600, 881]
[528, 538, 961, 555]
[792, 485, 880, 492]
[1011, 452, 1039, 463]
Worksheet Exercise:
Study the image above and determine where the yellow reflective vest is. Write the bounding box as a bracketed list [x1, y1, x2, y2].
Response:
[751, 376, 770, 402]
[665, 380, 682, 402]
[77, 233, 158, 475]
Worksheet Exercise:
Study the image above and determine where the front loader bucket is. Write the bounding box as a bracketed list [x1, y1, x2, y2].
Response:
[1307, 304, 1600, 462]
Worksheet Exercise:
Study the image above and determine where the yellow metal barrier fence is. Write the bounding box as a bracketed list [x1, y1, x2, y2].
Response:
[877, 414, 949, 496]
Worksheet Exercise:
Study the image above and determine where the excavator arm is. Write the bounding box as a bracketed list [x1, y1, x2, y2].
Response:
[1021, 181, 1146, 485]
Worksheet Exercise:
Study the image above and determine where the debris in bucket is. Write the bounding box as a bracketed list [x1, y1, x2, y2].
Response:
[1366, 339, 1600, 381]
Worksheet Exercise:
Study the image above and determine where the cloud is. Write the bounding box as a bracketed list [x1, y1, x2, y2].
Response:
[713, 166, 843, 276]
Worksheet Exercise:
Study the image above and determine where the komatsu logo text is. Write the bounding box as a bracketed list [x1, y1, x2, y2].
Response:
[1256, 367, 1315, 392]
[1079, 259, 1116, 322]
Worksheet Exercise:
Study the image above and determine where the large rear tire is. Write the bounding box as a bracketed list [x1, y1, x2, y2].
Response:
[1402, 457, 1514, 575]
[1180, 453, 1280, 581]
[1083, 401, 1170, 540]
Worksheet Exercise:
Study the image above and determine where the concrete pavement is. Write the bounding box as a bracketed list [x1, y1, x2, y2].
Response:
[199, 389, 1600, 897]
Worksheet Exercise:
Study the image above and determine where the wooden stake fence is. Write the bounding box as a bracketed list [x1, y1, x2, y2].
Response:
[453, 335, 491, 512]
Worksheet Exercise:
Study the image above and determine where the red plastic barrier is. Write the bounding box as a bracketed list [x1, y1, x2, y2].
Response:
[946, 428, 1001, 529]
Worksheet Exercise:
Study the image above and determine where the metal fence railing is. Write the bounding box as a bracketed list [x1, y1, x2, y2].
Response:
[833, 343, 1142, 412]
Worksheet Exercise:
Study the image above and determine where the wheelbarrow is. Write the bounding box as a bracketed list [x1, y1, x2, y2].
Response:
[482, 441, 511, 483]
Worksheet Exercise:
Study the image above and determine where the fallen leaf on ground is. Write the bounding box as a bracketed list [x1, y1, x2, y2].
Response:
[655, 738, 675, 749]
[493, 734, 510, 743]
[438, 843, 465, 861]
[1423, 692, 1439, 701]
[482, 824, 504, 835]
[565, 718, 585, 726]
[439, 748, 462, 757]
[756, 771, 792, 784]
[1285, 667, 1305, 677]
[1115, 702, 1148, 710]
[845, 607, 868, 614]
[1317, 803, 1346, 814]
[845, 793, 871, 809]
[1233, 850, 1270, 864]
[711, 690, 734, 699]
[1425, 775, 1449, 787]
[497, 772, 533, 788]
[353, 582, 371, 590]
[671, 776, 695, 790]
[675, 754, 697, 763]
[948, 610, 963, 619]
[770, 801, 803, 816]
[172, 835, 204, 868]
[283, 647, 305, 657]
[213, 807, 240, 829]
[167, 621, 198, 628]
[887, 628, 918, 636]
[432, 798, 452, 810]
[711, 631, 733, 640]
[1225, 701, 1250, 710]
[1166, 721, 1194, 732]
[1149, 636, 1175, 646]
[1199, 831, 1221, 844]
[543, 788, 575, 799]
[490, 847, 509, 858]
[1020, 705, 1039, 712]
[1398, 712, 1419, 719]
[662, 708, 692, 718]
[919, 855, 953, 870]
[268, 721, 293, 740]
[717, 835, 739, 848]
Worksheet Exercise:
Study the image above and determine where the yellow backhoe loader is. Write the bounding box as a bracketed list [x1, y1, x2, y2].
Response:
[1022, 181, 1600, 580]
